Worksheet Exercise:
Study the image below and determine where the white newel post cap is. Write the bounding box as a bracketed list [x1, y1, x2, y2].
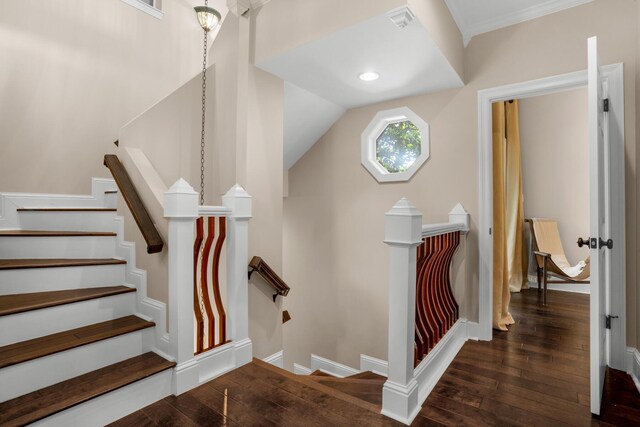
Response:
[223, 184, 252, 219]
[448, 202, 470, 233]
[385, 198, 423, 246]
[164, 178, 199, 219]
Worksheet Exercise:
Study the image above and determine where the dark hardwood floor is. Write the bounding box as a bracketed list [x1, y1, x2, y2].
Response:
[111, 289, 639, 426]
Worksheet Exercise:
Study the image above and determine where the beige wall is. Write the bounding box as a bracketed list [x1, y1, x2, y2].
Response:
[519, 88, 590, 266]
[113, 10, 286, 360]
[408, 0, 464, 82]
[0, 0, 220, 195]
[283, 0, 639, 371]
[245, 66, 285, 359]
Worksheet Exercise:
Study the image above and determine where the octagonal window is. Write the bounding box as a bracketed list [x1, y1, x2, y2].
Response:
[376, 120, 422, 173]
[361, 107, 430, 183]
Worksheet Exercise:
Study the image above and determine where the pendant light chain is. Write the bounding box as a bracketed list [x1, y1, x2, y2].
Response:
[199, 0, 209, 206]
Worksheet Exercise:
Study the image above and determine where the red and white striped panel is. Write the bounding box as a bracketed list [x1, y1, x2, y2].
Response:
[193, 216, 228, 354]
[414, 231, 460, 366]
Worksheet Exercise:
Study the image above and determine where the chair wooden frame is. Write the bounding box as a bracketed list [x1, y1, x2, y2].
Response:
[526, 219, 590, 305]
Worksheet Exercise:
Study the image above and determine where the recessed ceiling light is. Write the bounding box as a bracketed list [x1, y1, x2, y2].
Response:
[359, 72, 380, 82]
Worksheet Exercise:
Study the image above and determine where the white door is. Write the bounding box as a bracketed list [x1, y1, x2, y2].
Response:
[588, 36, 611, 416]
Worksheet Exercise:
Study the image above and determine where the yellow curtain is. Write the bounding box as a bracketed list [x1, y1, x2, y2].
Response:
[492, 102, 513, 331]
[505, 100, 529, 293]
[492, 100, 528, 331]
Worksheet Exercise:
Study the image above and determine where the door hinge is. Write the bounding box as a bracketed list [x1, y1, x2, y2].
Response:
[603, 98, 609, 112]
[605, 314, 619, 329]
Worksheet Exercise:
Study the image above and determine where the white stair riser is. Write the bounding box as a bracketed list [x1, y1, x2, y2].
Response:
[0, 328, 153, 402]
[0, 236, 116, 259]
[31, 369, 172, 427]
[104, 193, 118, 209]
[18, 211, 117, 232]
[0, 264, 126, 294]
[0, 292, 136, 346]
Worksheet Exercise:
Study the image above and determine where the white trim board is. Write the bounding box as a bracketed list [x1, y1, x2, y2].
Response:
[627, 347, 640, 394]
[527, 279, 590, 294]
[476, 64, 627, 373]
[445, 0, 594, 46]
[360, 354, 388, 377]
[293, 363, 312, 375]
[263, 350, 284, 369]
[414, 319, 467, 402]
[310, 354, 360, 378]
[120, 0, 163, 19]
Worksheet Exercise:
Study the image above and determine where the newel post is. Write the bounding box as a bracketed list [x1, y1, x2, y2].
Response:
[382, 198, 423, 425]
[164, 179, 199, 395]
[223, 184, 253, 367]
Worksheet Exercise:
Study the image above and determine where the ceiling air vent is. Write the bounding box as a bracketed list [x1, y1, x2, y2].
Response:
[388, 6, 415, 29]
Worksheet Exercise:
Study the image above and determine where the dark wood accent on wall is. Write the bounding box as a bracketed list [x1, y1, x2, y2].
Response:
[415, 231, 460, 367]
[193, 216, 228, 354]
[248, 256, 290, 301]
[103, 154, 163, 254]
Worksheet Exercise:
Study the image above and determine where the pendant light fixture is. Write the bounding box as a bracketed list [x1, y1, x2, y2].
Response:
[194, 1, 221, 205]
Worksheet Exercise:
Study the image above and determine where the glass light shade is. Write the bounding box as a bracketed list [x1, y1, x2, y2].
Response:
[194, 6, 221, 32]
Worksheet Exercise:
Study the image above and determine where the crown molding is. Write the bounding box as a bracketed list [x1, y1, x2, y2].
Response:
[446, 0, 593, 47]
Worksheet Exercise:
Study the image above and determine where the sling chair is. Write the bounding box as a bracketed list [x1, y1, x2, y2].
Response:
[525, 218, 590, 305]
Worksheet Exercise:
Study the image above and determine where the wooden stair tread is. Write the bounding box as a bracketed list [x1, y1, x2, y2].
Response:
[0, 352, 175, 427]
[311, 376, 386, 385]
[0, 230, 116, 237]
[310, 369, 334, 377]
[0, 315, 154, 369]
[252, 359, 382, 414]
[17, 208, 116, 212]
[347, 371, 386, 380]
[0, 258, 126, 270]
[0, 286, 135, 316]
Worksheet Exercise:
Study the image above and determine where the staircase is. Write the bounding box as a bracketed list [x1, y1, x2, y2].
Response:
[0, 180, 175, 426]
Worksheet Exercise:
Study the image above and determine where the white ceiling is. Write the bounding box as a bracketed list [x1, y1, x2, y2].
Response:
[445, 0, 594, 46]
[258, 8, 463, 109]
[283, 83, 346, 169]
[256, 6, 464, 169]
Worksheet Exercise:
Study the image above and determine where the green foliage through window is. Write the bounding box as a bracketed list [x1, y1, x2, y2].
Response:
[376, 121, 422, 173]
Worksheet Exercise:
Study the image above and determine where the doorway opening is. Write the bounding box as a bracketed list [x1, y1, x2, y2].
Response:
[476, 63, 626, 416]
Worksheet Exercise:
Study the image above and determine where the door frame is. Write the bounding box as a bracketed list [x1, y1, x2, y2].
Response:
[476, 64, 626, 370]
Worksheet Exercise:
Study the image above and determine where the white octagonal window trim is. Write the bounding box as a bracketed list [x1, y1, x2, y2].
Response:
[361, 107, 430, 183]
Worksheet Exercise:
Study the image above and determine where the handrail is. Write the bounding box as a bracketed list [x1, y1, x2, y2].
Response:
[104, 154, 164, 254]
[248, 256, 290, 302]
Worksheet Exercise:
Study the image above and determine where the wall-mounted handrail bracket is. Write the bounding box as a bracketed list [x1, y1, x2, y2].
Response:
[248, 256, 290, 303]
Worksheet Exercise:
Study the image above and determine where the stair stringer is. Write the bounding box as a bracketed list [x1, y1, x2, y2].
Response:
[113, 215, 172, 359]
[0, 178, 117, 230]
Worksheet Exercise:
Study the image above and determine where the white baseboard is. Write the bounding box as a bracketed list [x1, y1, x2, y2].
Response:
[293, 363, 312, 375]
[626, 347, 640, 394]
[310, 354, 360, 378]
[466, 321, 480, 340]
[114, 216, 170, 357]
[360, 354, 388, 377]
[527, 279, 590, 294]
[263, 350, 284, 369]
[414, 319, 467, 402]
